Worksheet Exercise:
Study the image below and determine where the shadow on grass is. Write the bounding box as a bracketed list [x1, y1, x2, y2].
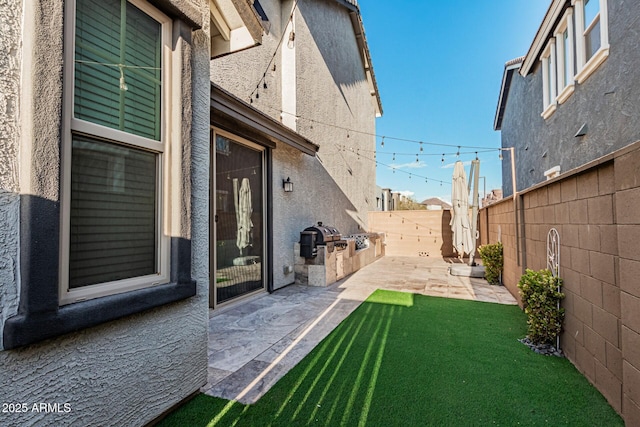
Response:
[159, 290, 623, 426]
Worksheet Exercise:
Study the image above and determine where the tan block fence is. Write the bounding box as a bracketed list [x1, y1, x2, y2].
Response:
[367, 141, 640, 423]
[368, 210, 457, 258]
[478, 141, 640, 424]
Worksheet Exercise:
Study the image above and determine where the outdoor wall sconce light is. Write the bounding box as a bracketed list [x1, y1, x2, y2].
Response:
[283, 177, 293, 192]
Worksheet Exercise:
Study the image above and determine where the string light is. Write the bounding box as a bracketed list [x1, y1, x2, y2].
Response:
[249, 0, 301, 102]
[385, 211, 439, 236]
[420, 141, 423, 152]
[344, 148, 452, 185]
[259, 104, 496, 151]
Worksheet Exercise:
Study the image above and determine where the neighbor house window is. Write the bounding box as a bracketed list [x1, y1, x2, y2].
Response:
[541, 40, 557, 119]
[61, 0, 171, 304]
[574, 0, 609, 83]
[555, 8, 575, 103]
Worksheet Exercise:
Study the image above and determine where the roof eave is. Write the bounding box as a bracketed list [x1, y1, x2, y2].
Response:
[348, 10, 383, 117]
[520, 0, 568, 76]
[494, 58, 523, 131]
[211, 84, 319, 156]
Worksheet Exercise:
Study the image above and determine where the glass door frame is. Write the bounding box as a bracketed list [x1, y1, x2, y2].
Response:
[210, 127, 268, 308]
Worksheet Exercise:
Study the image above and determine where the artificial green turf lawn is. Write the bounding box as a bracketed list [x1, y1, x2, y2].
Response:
[159, 290, 623, 426]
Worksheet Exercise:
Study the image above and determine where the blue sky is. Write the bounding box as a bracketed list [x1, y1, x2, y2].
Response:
[359, 1, 550, 203]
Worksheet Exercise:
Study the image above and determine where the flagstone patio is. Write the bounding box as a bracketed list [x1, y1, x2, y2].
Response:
[203, 256, 517, 404]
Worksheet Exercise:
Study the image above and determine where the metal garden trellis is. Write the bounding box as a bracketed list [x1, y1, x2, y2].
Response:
[546, 228, 561, 350]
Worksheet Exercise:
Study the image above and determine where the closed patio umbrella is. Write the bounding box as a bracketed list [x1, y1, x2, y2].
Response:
[233, 177, 253, 256]
[450, 161, 473, 259]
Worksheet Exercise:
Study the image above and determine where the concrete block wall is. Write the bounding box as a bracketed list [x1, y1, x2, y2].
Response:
[478, 199, 520, 304]
[367, 210, 456, 258]
[480, 141, 640, 423]
[616, 146, 640, 424]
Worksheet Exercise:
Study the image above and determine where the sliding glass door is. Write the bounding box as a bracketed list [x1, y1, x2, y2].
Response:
[213, 130, 265, 305]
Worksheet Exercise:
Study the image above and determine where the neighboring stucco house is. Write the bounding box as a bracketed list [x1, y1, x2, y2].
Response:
[421, 197, 452, 211]
[495, 0, 640, 196]
[0, 0, 267, 425]
[209, 0, 382, 305]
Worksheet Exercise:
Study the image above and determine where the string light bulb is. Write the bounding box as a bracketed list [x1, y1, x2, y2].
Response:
[287, 30, 295, 49]
[119, 65, 128, 91]
[420, 141, 424, 152]
[499, 151, 504, 160]
[381, 136, 385, 147]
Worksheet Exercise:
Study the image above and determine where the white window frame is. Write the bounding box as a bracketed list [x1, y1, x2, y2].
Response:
[555, 8, 575, 104]
[60, 0, 173, 305]
[573, 0, 609, 84]
[541, 39, 557, 119]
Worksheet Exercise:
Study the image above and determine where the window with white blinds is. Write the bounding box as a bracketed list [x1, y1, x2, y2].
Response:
[62, 0, 170, 301]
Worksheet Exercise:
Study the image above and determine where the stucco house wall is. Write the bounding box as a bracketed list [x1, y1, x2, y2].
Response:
[500, 0, 640, 197]
[0, 0, 211, 425]
[211, 0, 379, 290]
[295, 0, 377, 229]
[0, 0, 22, 352]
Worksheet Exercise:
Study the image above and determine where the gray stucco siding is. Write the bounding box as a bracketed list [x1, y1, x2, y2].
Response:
[210, 0, 285, 122]
[212, 0, 378, 290]
[0, 1, 211, 425]
[501, 1, 640, 195]
[0, 0, 23, 351]
[295, 0, 377, 232]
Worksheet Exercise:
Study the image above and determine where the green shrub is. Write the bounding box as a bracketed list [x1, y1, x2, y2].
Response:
[517, 269, 565, 345]
[477, 242, 503, 285]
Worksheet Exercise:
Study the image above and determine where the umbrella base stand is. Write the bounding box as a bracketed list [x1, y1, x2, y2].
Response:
[449, 264, 485, 278]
